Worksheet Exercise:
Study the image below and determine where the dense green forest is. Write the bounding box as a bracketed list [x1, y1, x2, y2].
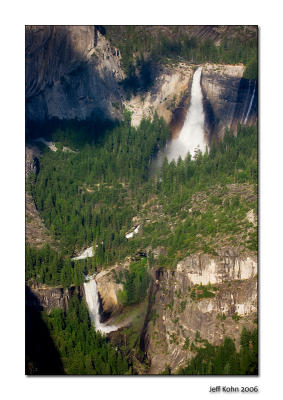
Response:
[176, 327, 258, 375]
[25, 243, 85, 287]
[26, 118, 257, 287]
[104, 26, 258, 91]
[43, 295, 131, 374]
[116, 258, 150, 306]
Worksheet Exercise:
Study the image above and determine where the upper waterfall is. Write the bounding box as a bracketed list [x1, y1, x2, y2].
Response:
[167, 66, 207, 161]
[84, 278, 118, 334]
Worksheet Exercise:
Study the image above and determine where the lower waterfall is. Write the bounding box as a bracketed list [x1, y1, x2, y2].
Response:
[84, 278, 118, 334]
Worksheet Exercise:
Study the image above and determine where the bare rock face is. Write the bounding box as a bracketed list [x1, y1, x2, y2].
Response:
[26, 26, 124, 121]
[144, 250, 257, 374]
[124, 63, 194, 134]
[124, 62, 258, 141]
[27, 284, 83, 313]
[26, 145, 53, 247]
[25, 145, 40, 176]
[201, 64, 258, 139]
[95, 265, 126, 316]
[176, 250, 257, 285]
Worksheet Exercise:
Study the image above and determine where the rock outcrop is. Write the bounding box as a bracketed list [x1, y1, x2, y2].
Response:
[26, 145, 53, 247]
[26, 26, 124, 121]
[201, 64, 258, 139]
[27, 283, 83, 313]
[26, 26, 257, 142]
[143, 250, 257, 374]
[95, 266, 124, 318]
[125, 62, 258, 141]
[124, 64, 194, 134]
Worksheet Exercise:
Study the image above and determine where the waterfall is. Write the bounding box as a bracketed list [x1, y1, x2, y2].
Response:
[84, 278, 118, 334]
[244, 81, 256, 124]
[166, 66, 207, 161]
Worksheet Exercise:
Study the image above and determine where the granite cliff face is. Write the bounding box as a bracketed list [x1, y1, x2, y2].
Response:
[26, 145, 53, 247]
[143, 250, 257, 373]
[124, 63, 194, 135]
[26, 284, 83, 313]
[201, 64, 258, 139]
[124, 62, 257, 140]
[95, 265, 125, 318]
[26, 26, 257, 142]
[26, 26, 124, 121]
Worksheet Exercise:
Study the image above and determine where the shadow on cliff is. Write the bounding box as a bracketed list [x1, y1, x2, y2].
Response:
[25, 285, 65, 375]
[25, 25, 123, 123]
[26, 117, 119, 149]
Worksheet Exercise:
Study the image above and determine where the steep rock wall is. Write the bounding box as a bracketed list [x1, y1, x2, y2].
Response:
[124, 63, 194, 134]
[25, 144, 53, 247]
[201, 64, 258, 139]
[26, 26, 124, 121]
[125, 62, 257, 140]
[95, 266, 125, 317]
[144, 250, 257, 374]
[27, 283, 83, 313]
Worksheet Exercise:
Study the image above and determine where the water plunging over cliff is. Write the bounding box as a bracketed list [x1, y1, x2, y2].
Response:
[84, 278, 118, 334]
[243, 80, 257, 124]
[166, 66, 207, 161]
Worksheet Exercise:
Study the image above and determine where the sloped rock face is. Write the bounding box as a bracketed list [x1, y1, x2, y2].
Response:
[25, 26, 124, 121]
[144, 250, 257, 374]
[95, 266, 125, 318]
[201, 64, 258, 139]
[27, 284, 83, 313]
[25, 145, 40, 176]
[25, 144, 53, 247]
[176, 250, 257, 284]
[124, 64, 194, 132]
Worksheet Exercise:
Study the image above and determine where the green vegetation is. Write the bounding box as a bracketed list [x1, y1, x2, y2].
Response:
[43, 295, 132, 374]
[104, 26, 258, 85]
[27, 121, 257, 286]
[232, 313, 242, 322]
[190, 284, 217, 301]
[217, 313, 227, 321]
[29, 114, 169, 261]
[25, 243, 85, 287]
[183, 337, 190, 350]
[117, 259, 150, 306]
[178, 327, 258, 375]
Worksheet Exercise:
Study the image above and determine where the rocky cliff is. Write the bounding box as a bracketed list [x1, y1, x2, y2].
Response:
[87, 245, 257, 374]
[95, 264, 125, 319]
[201, 64, 258, 140]
[26, 26, 124, 121]
[124, 63, 194, 135]
[143, 250, 257, 373]
[26, 144, 53, 247]
[26, 27, 257, 142]
[124, 62, 258, 141]
[27, 283, 83, 313]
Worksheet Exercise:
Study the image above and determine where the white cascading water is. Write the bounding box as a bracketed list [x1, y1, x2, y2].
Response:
[84, 278, 118, 334]
[243, 81, 256, 124]
[72, 246, 94, 261]
[166, 66, 207, 161]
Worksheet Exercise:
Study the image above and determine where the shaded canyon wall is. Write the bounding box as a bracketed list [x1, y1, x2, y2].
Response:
[26, 26, 124, 121]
